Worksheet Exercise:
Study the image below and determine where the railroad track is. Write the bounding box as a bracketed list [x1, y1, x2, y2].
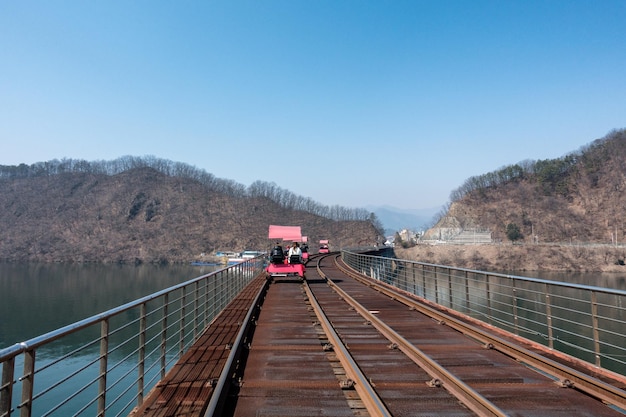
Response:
[133, 253, 626, 416]
[330, 254, 626, 412]
[317, 254, 626, 416]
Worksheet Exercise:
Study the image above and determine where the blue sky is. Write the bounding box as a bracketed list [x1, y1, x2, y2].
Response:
[1, 1, 625, 211]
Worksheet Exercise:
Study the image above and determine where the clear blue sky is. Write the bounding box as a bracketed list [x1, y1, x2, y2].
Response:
[2, 1, 624, 211]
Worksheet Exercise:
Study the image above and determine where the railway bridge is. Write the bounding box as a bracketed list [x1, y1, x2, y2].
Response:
[1, 250, 626, 416]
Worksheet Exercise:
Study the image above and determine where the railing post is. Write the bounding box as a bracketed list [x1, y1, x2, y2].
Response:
[19, 350, 35, 417]
[591, 291, 601, 367]
[512, 282, 519, 336]
[223, 270, 228, 304]
[360, 255, 366, 279]
[434, 266, 439, 304]
[161, 294, 169, 380]
[180, 287, 186, 357]
[447, 267, 453, 307]
[485, 274, 492, 325]
[403, 261, 409, 292]
[229, 269, 234, 306]
[204, 276, 211, 329]
[464, 270, 470, 311]
[545, 284, 553, 349]
[219, 271, 225, 313]
[420, 265, 425, 298]
[228, 269, 234, 303]
[137, 303, 146, 407]
[98, 319, 109, 417]
[1, 357, 14, 417]
[217, 271, 224, 313]
[194, 281, 200, 342]
[372, 257, 378, 281]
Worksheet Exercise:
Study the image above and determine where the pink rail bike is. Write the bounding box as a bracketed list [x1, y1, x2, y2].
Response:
[265, 225, 306, 279]
[318, 239, 330, 254]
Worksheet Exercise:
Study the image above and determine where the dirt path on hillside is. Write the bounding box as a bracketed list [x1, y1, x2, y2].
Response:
[393, 244, 626, 273]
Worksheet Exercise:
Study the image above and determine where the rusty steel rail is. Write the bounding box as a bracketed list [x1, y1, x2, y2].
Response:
[220, 259, 377, 416]
[302, 277, 393, 417]
[315, 255, 508, 417]
[334, 254, 626, 413]
[342, 250, 626, 375]
[202, 275, 270, 417]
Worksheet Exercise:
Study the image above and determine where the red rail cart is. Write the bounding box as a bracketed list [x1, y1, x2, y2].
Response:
[266, 225, 306, 278]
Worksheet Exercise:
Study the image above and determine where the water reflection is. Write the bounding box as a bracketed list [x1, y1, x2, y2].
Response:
[1, 262, 223, 416]
[0, 263, 217, 349]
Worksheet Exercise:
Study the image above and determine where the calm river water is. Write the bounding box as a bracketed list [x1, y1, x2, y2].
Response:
[2, 262, 625, 349]
[0, 262, 220, 349]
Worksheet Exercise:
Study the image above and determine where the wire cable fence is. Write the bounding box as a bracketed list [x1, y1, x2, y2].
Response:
[0, 257, 265, 417]
[342, 250, 626, 376]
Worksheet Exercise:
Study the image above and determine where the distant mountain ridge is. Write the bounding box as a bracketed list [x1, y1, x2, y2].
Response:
[367, 205, 440, 234]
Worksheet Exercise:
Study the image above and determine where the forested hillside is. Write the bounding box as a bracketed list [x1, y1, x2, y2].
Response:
[431, 129, 626, 244]
[0, 157, 384, 263]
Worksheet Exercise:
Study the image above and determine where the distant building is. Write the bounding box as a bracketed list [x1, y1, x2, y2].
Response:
[421, 215, 492, 244]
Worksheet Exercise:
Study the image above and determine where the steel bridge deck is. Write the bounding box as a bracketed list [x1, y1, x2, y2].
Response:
[130, 255, 626, 417]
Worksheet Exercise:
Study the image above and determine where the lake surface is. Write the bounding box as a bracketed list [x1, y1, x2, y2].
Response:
[2, 263, 626, 349]
[0, 262, 220, 349]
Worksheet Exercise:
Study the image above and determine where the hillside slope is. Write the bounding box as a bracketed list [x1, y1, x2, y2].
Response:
[0, 166, 382, 263]
[427, 129, 626, 245]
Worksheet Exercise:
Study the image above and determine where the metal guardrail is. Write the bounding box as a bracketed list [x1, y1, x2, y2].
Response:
[342, 250, 626, 376]
[3, 251, 624, 417]
[0, 258, 265, 417]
